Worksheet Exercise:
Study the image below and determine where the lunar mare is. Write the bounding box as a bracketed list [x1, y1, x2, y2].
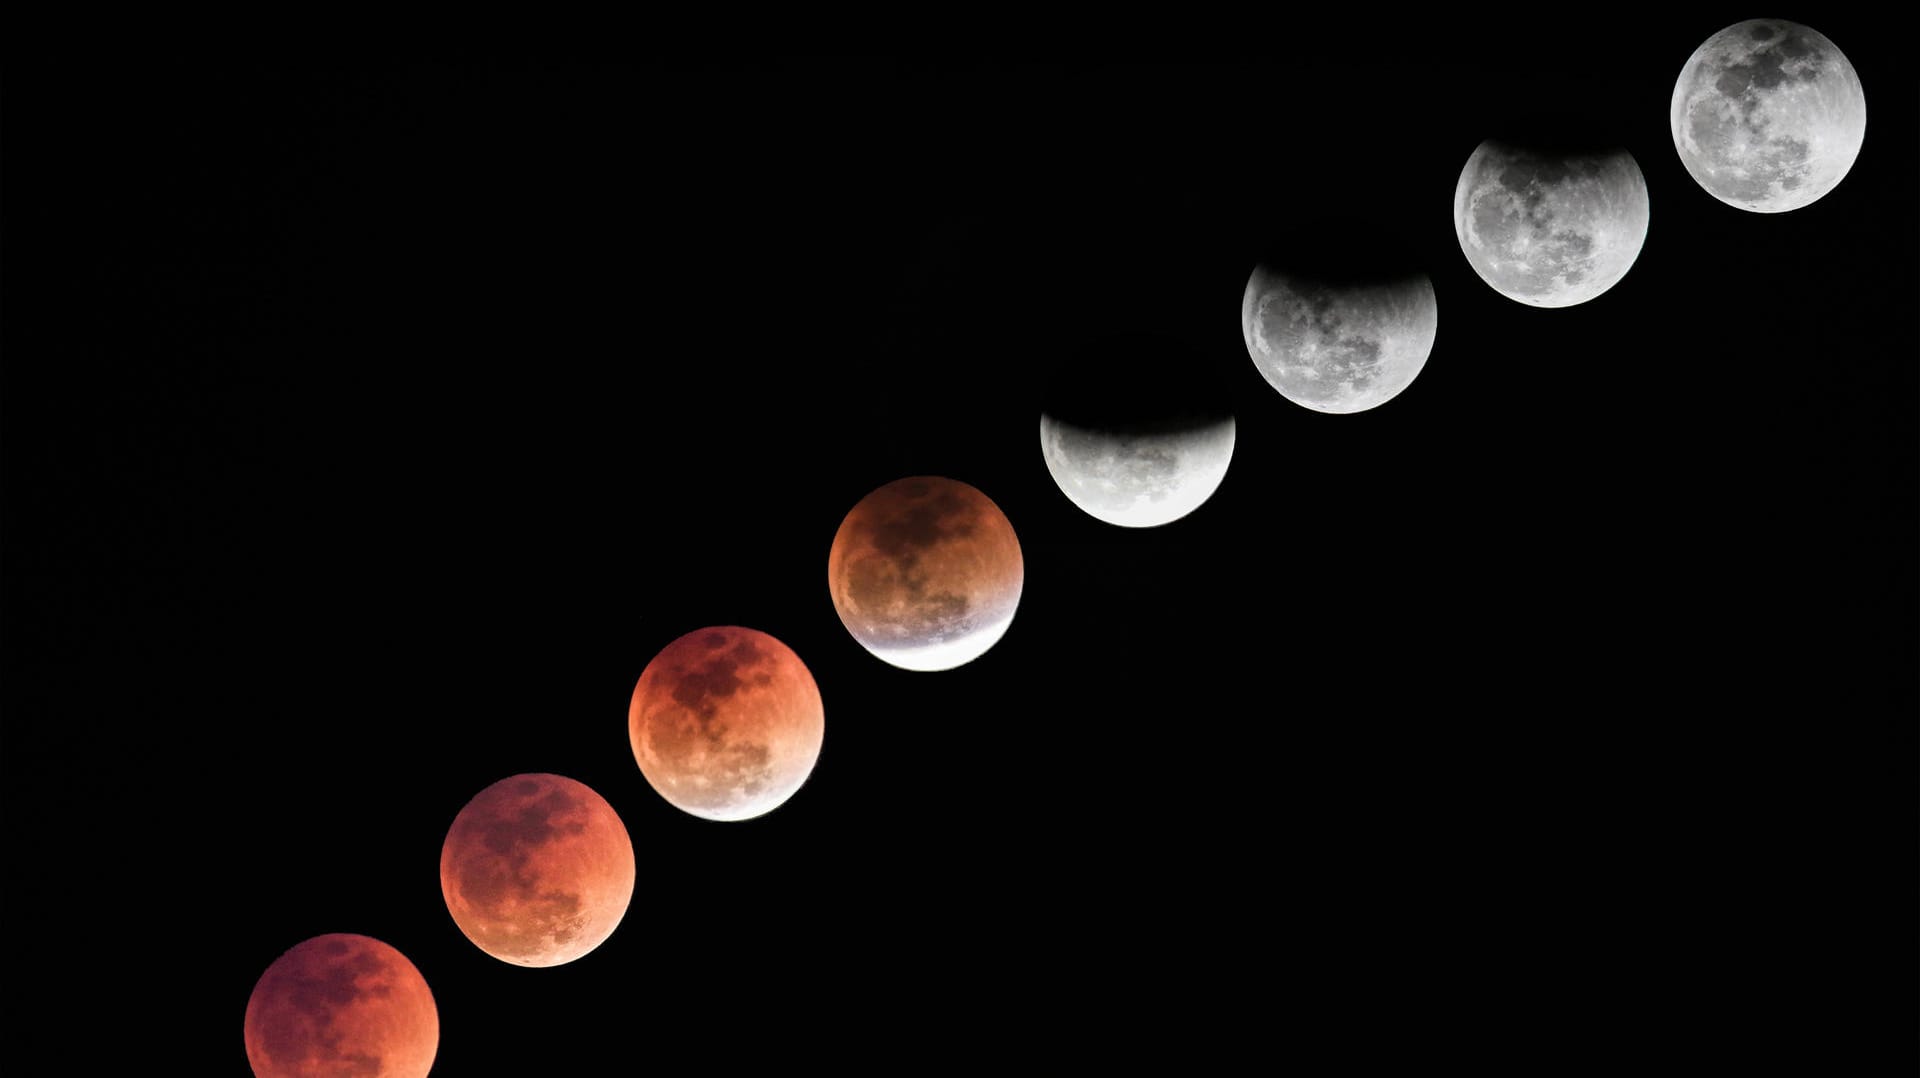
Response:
[1039, 414, 1235, 526]
[828, 475, 1024, 671]
[439, 772, 635, 968]
[1452, 142, 1649, 307]
[243, 933, 439, 1078]
[1240, 269, 1437, 413]
[1671, 19, 1866, 213]
[629, 626, 825, 822]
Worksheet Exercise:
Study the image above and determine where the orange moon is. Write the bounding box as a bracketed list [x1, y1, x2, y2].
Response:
[439, 772, 635, 967]
[828, 475, 1024, 671]
[629, 625, 825, 822]
[243, 933, 438, 1078]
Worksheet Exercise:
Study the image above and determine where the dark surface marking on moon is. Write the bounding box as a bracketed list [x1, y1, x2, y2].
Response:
[670, 633, 770, 722]
[868, 489, 977, 561]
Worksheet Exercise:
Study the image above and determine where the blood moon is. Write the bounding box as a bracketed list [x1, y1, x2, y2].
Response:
[630, 626, 825, 822]
[828, 475, 1024, 671]
[243, 933, 438, 1078]
[439, 773, 635, 967]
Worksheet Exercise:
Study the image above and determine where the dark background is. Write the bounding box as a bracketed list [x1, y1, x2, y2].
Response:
[5, 17, 1915, 1072]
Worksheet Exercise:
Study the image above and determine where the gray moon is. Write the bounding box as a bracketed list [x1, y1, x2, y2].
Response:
[1039, 414, 1234, 527]
[1452, 142, 1649, 307]
[1240, 268, 1437, 413]
[1670, 19, 1866, 213]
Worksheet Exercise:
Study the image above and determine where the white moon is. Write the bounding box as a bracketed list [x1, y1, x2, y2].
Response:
[1240, 268, 1437, 414]
[1452, 142, 1649, 308]
[1038, 413, 1234, 527]
[1671, 19, 1866, 213]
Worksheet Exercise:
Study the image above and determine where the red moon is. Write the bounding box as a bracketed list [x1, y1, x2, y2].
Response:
[630, 625, 825, 822]
[243, 933, 438, 1078]
[439, 772, 635, 967]
[827, 475, 1024, 671]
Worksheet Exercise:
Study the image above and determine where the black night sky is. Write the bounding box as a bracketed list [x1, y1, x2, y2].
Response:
[5, 20, 1916, 1072]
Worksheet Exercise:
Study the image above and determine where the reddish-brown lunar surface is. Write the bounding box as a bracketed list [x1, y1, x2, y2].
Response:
[439, 772, 635, 967]
[630, 625, 825, 822]
[243, 933, 439, 1078]
[828, 475, 1024, 671]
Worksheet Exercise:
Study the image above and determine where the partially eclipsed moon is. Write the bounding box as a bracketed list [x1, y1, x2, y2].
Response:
[1241, 268, 1438, 413]
[1039, 413, 1235, 526]
[1453, 141, 1650, 307]
[243, 933, 439, 1078]
[828, 475, 1024, 671]
[630, 625, 825, 822]
[439, 772, 635, 967]
[1671, 19, 1866, 213]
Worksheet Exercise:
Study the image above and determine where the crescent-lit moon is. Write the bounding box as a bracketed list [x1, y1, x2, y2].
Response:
[630, 625, 825, 822]
[827, 475, 1024, 672]
[243, 933, 439, 1078]
[439, 772, 635, 968]
[1670, 18, 1866, 213]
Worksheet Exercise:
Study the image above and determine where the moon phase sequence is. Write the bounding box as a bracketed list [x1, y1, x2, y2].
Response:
[243, 933, 439, 1078]
[630, 625, 825, 822]
[1453, 142, 1650, 307]
[439, 773, 635, 968]
[1670, 19, 1866, 213]
[1241, 268, 1438, 414]
[829, 476, 1024, 671]
[234, 36, 1885, 1071]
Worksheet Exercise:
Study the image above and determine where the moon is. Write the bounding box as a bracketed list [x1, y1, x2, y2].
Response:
[1040, 413, 1234, 526]
[439, 772, 635, 967]
[1038, 333, 1236, 525]
[828, 475, 1024, 671]
[1452, 141, 1650, 307]
[243, 933, 438, 1078]
[1240, 267, 1437, 413]
[629, 625, 825, 822]
[1670, 19, 1866, 213]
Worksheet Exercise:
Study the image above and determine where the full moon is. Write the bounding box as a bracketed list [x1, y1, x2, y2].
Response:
[439, 772, 635, 967]
[243, 933, 438, 1078]
[828, 475, 1024, 671]
[1452, 141, 1650, 307]
[1671, 19, 1866, 213]
[1241, 267, 1438, 414]
[630, 625, 825, 822]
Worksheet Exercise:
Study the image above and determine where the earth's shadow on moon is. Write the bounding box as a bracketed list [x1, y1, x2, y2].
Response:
[1241, 218, 1432, 295]
[1037, 328, 1235, 436]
